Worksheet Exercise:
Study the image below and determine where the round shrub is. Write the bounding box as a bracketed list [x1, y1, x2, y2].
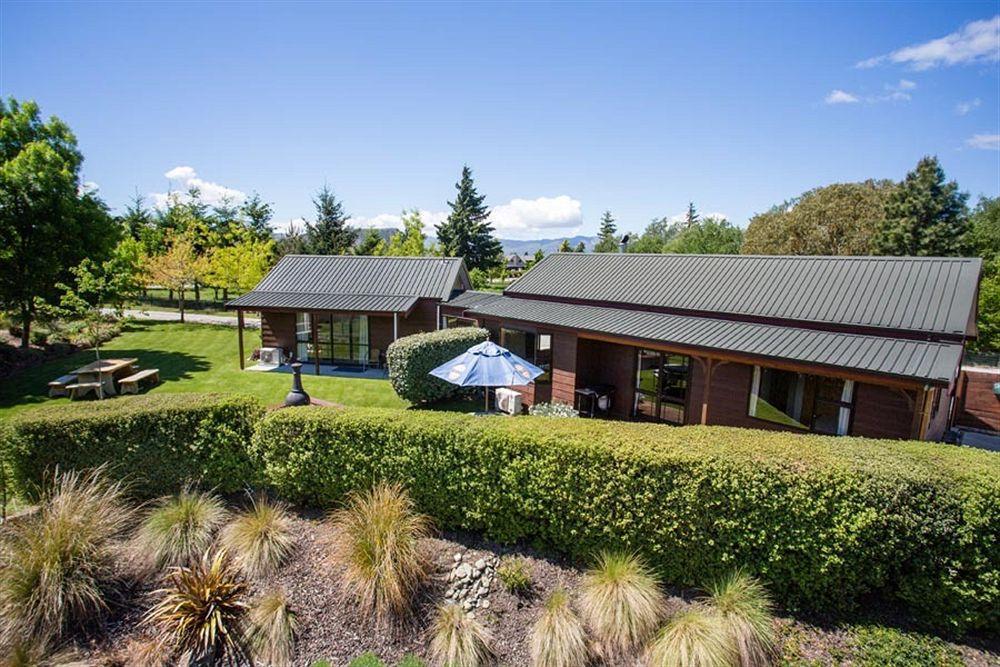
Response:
[386, 327, 489, 403]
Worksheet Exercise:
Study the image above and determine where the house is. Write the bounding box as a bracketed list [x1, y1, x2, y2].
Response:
[439, 253, 982, 441]
[227, 255, 470, 373]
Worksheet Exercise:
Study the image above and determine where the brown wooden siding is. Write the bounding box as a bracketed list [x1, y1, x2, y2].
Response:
[260, 311, 295, 352]
[954, 367, 1000, 432]
[575, 338, 636, 418]
[850, 383, 916, 440]
[552, 332, 578, 406]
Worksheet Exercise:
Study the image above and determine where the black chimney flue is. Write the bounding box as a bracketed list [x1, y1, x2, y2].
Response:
[284, 362, 311, 407]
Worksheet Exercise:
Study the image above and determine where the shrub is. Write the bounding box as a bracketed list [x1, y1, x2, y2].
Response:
[0, 467, 132, 647]
[0, 393, 264, 499]
[850, 625, 963, 667]
[386, 327, 489, 403]
[398, 655, 428, 667]
[579, 550, 665, 659]
[530, 586, 589, 667]
[220, 492, 296, 578]
[251, 408, 1000, 633]
[647, 606, 735, 667]
[144, 550, 249, 665]
[705, 570, 776, 667]
[497, 556, 532, 594]
[133, 487, 228, 573]
[429, 603, 495, 667]
[527, 402, 578, 417]
[327, 482, 432, 623]
[349, 653, 385, 667]
[246, 588, 297, 667]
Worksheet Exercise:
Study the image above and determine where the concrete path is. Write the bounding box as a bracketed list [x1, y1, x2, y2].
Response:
[109, 309, 261, 329]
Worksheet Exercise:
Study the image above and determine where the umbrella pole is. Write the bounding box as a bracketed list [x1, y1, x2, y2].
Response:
[484, 387, 489, 412]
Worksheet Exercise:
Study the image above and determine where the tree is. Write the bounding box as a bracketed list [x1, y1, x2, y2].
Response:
[305, 185, 356, 254]
[386, 209, 427, 256]
[558, 239, 572, 252]
[45, 258, 126, 364]
[532, 248, 545, 264]
[685, 202, 700, 228]
[355, 228, 386, 256]
[574, 241, 586, 252]
[0, 98, 119, 347]
[667, 217, 743, 254]
[876, 156, 969, 257]
[628, 216, 681, 253]
[120, 190, 153, 243]
[593, 210, 620, 253]
[146, 235, 199, 323]
[742, 180, 896, 255]
[204, 235, 276, 301]
[276, 219, 308, 258]
[969, 197, 1000, 352]
[435, 165, 502, 271]
[240, 192, 274, 241]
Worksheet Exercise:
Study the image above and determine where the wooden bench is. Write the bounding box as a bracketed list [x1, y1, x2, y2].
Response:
[48, 374, 78, 398]
[118, 368, 160, 394]
[66, 382, 102, 400]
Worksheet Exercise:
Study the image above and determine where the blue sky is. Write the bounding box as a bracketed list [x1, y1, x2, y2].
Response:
[2, 2, 998, 240]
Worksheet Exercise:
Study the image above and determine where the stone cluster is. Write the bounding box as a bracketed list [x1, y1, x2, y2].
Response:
[445, 552, 499, 613]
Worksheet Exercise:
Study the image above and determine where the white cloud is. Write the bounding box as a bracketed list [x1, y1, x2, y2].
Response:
[896, 79, 917, 90]
[348, 209, 448, 236]
[857, 15, 1000, 70]
[965, 133, 1000, 150]
[825, 89, 860, 104]
[271, 217, 308, 237]
[668, 211, 728, 224]
[487, 195, 583, 239]
[78, 181, 99, 195]
[956, 98, 982, 115]
[151, 166, 246, 210]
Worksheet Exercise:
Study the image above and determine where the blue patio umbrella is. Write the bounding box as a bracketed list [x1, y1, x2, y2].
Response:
[429, 340, 544, 411]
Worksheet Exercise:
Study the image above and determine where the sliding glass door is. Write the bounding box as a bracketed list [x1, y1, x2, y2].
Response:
[296, 313, 370, 365]
[634, 349, 690, 424]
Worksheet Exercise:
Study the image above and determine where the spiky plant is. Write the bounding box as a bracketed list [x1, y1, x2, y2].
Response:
[704, 570, 776, 667]
[647, 606, 735, 667]
[246, 588, 297, 667]
[219, 493, 296, 578]
[327, 482, 432, 622]
[530, 586, 589, 667]
[143, 550, 249, 666]
[134, 487, 228, 573]
[497, 556, 532, 595]
[0, 467, 132, 646]
[429, 603, 495, 667]
[579, 550, 665, 659]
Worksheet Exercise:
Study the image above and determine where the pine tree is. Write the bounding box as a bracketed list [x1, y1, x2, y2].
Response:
[558, 238, 572, 252]
[355, 228, 385, 255]
[685, 202, 700, 228]
[593, 210, 620, 253]
[875, 156, 969, 256]
[240, 192, 274, 242]
[574, 241, 586, 252]
[436, 165, 502, 271]
[305, 184, 356, 254]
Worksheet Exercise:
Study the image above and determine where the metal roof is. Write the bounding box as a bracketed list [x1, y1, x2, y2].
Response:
[225, 292, 418, 314]
[459, 295, 963, 384]
[443, 290, 505, 310]
[506, 254, 982, 337]
[228, 255, 470, 311]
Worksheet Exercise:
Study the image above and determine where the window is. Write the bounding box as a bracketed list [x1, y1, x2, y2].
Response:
[634, 350, 689, 424]
[444, 316, 476, 328]
[306, 314, 370, 365]
[502, 328, 552, 383]
[748, 367, 854, 435]
[295, 312, 311, 361]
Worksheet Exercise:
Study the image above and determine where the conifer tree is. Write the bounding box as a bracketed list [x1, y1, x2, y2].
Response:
[354, 228, 385, 255]
[436, 165, 502, 270]
[558, 238, 572, 252]
[593, 210, 620, 253]
[685, 201, 700, 228]
[574, 241, 586, 252]
[305, 184, 356, 254]
[875, 156, 969, 256]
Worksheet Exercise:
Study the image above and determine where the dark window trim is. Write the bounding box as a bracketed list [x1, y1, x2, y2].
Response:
[633, 349, 691, 426]
[745, 365, 858, 436]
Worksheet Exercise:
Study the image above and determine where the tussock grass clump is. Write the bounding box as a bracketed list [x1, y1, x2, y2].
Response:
[429, 602, 495, 667]
[705, 570, 776, 667]
[579, 550, 665, 659]
[530, 586, 589, 667]
[647, 606, 735, 667]
[0, 467, 132, 646]
[220, 493, 296, 578]
[134, 487, 228, 573]
[143, 550, 249, 665]
[327, 482, 432, 622]
[246, 588, 297, 667]
[497, 556, 533, 595]
[121, 636, 174, 667]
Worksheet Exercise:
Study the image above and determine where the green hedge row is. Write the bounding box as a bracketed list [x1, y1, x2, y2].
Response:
[250, 408, 999, 634]
[0, 393, 263, 499]
[386, 327, 489, 403]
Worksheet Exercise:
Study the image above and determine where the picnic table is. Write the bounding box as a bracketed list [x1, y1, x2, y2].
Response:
[69, 358, 138, 398]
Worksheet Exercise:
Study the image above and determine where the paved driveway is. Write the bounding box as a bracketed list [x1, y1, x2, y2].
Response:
[108, 309, 261, 329]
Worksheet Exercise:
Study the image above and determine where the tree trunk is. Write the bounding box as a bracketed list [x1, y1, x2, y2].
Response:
[169, 289, 174, 302]
[213, 287, 219, 300]
[223, 287, 229, 301]
[194, 282, 200, 303]
[179, 290, 185, 323]
[19, 302, 31, 349]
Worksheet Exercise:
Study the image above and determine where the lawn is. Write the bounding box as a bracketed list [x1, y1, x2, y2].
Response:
[0, 320, 408, 419]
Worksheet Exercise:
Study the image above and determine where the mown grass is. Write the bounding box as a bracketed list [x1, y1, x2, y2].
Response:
[0, 320, 408, 419]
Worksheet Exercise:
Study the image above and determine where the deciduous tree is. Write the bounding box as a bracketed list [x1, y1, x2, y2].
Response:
[668, 217, 743, 254]
[386, 210, 427, 256]
[146, 235, 199, 323]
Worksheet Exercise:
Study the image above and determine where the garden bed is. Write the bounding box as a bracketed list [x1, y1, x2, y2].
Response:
[72, 512, 997, 667]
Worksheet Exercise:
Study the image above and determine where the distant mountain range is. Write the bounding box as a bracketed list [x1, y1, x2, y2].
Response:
[500, 235, 597, 254]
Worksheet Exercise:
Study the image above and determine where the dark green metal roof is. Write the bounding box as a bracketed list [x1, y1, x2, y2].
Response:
[506, 254, 982, 337]
[457, 294, 964, 384]
[227, 255, 470, 311]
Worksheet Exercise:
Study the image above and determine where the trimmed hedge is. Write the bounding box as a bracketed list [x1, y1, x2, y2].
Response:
[386, 327, 489, 403]
[0, 393, 264, 499]
[251, 407, 1000, 634]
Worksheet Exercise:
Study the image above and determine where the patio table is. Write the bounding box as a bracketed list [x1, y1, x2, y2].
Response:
[70, 358, 138, 398]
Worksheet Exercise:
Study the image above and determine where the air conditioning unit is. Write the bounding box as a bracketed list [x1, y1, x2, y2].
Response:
[495, 388, 522, 415]
[259, 347, 284, 367]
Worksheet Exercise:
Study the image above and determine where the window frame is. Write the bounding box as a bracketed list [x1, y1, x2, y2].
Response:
[747, 366, 856, 436]
[633, 349, 691, 425]
[501, 326, 552, 384]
